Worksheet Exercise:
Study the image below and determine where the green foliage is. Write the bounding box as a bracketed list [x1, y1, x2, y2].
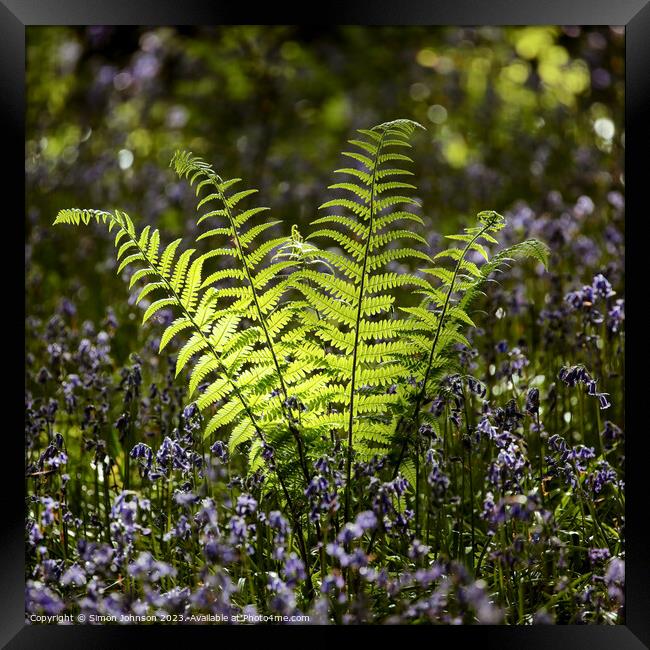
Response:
[53, 121, 549, 501]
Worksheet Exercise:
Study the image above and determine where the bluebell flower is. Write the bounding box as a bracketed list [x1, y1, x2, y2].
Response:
[326, 541, 346, 563]
[408, 539, 430, 560]
[588, 548, 611, 565]
[467, 376, 486, 398]
[418, 423, 436, 439]
[27, 522, 43, 547]
[268, 510, 289, 534]
[261, 442, 275, 463]
[532, 608, 554, 625]
[601, 420, 623, 450]
[586, 460, 618, 495]
[39, 444, 68, 470]
[607, 299, 625, 334]
[476, 416, 497, 442]
[525, 388, 540, 415]
[110, 492, 151, 559]
[77, 541, 116, 576]
[592, 273, 615, 299]
[61, 563, 87, 586]
[597, 393, 611, 410]
[182, 402, 202, 433]
[40, 496, 59, 526]
[337, 522, 363, 545]
[394, 509, 414, 533]
[210, 440, 228, 462]
[130, 442, 153, 476]
[25, 580, 65, 615]
[235, 494, 257, 517]
[481, 491, 499, 533]
[355, 510, 377, 532]
[39, 558, 64, 583]
[47, 342, 63, 361]
[164, 514, 192, 542]
[559, 365, 611, 409]
[321, 572, 345, 601]
[306, 474, 328, 498]
[283, 553, 306, 587]
[571, 445, 596, 472]
[499, 347, 529, 378]
[128, 552, 177, 582]
[393, 475, 409, 497]
[314, 456, 331, 474]
[604, 557, 625, 604]
[427, 461, 450, 502]
[429, 397, 445, 417]
[228, 516, 248, 542]
[345, 548, 369, 569]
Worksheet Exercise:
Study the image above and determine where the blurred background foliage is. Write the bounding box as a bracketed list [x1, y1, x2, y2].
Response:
[26, 25, 624, 363]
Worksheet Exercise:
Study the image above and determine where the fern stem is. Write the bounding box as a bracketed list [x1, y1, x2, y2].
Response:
[414, 443, 421, 539]
[58, 210, 316, 585]
[213, 181, 313, 487]
[344, 129, 387, 523]
[462, 383, 476, 570]
[129, 220, 315, 560]
[275, 469, 315, 600]
[125, 213, 318, 590]
[391, 223, 491, 481]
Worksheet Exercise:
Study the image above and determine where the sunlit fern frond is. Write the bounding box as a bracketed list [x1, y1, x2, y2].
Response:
[53, 209, 275, 456]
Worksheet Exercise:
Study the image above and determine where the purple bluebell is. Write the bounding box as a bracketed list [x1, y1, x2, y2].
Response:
[586, 460, 618, 495]
[283, 553, 306, 587]
[355, 510, 377, 532]
[601, 420, 623, 450]
[210, 440, 228, 462]
[61, 563, 87, 586]
[592, 273, 615, 299]
[588, 548, 611, 565]
[408, 539, 430, 560]
[235, 494, 257, 517]
[604, 557, 625, 604]
[321, 572, 345, 599]
[40, 497, 59, 526]
[128, 551, 177, 582]
[130, 442, 153, 476]
[525, 387, 540, 415]
[607, 299, 625, 334]
[25, 581, 65, 615]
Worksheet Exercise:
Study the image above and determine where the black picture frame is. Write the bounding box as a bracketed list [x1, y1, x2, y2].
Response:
[6, 1, 649, 647]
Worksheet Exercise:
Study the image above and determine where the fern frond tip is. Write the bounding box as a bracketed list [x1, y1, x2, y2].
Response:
[372, 118, 426, 133]
[53, 208, 113, 226]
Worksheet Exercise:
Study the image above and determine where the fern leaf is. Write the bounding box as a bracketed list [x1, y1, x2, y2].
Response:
[159, 317, 193, 352]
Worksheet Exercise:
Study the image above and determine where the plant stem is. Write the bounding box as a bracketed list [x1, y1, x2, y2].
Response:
[344, 129, 387, 523]
[214, 178, 313, 488]
[391, 223, 492, 480]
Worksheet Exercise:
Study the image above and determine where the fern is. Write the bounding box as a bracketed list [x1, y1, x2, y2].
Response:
[288, 119, 433, 519]
[53, 121, 549, 537]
